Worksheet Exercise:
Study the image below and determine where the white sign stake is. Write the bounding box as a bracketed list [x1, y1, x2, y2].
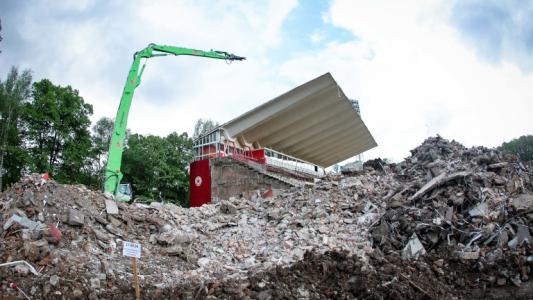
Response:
[123, 242, 141, 299]
[123, 242, 141, 258]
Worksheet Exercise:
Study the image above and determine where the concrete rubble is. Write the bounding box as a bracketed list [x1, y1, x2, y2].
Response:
[370, 136, 532, 290]
[0, 173, 385, 298]
[0, 136, 531, 299]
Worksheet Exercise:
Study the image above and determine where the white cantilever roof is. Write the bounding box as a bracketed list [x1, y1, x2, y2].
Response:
[222, 73, 377, 167]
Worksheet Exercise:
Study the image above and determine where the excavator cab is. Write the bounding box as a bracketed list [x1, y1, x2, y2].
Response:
[116, 183, 132, 202]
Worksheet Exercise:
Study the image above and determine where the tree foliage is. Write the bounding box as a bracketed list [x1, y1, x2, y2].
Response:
[0, 67, 32, 190]
[91, 117, 114, 183]
[500, 135, 533, 161]
[92, 117, 114, 155]
[91, 117, 134, 189]
[20, 79, 95, 185]
[0, 68, 193, 199]
[0, 18, 3, 53]
[193, 118, 219, 139]
[122, 132, 192, 205]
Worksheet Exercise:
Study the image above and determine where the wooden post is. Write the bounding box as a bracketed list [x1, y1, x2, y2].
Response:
[131, 257, 140, 300]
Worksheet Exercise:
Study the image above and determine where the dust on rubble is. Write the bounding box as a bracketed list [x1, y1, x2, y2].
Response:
[0, 136, 531, 299]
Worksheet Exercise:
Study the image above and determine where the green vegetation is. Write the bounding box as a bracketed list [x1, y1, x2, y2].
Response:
[500, 135, 533, 161]
[122, 132, 192, 206]
[91, 117, 119, 189]
[0, 67, 193, 206]
[0, 17, 3, 53]
[21, 79, 95, 185]
[193, 118, 219, 138]
[0, 67, 32, 190]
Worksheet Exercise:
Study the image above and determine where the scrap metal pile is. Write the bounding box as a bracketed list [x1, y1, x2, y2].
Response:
[370, 136, 532, 288]
[0, 136, 531, 299]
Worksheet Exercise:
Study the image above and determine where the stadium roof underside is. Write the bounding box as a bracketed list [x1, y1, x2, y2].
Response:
[222, 73, 377, 167]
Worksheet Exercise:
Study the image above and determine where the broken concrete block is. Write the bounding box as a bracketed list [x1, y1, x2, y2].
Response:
[90, 277, 100, 289]
[67, 209, 85, 226]
[220, 201, 237, 214]
[164, 245, 187, 257]
[161, 224, 172, 232]
[24, 239, 49, 261]
[14, 264, 30, 276]
[511, 274, 522, 287]
[508, 224, 532, 249]
[93, 228, 111, 242]
[487, 162, 508, 170]
[107, 215, 122, 227]
[498, 231, 509, 247]
[434, 259, 444, 267]
[104, 199, 119, 215]
[497, 278, 507, 286]
[339, 177, 363, 189]
[458, 250, 480, 260]
[105, 224, 124, 237]
[510, 194, 533, 211]
[402, 233, 426, 259]
[469, 202, 488, 217]
[4, 214, 43, 231]
[49, 275, 60, 286]
[156, 229, 192, 245]
[197, 257, 210, 268]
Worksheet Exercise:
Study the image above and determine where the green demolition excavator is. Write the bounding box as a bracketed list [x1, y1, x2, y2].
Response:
[104, 44, 245, 201]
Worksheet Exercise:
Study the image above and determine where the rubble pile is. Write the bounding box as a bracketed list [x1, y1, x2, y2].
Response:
[0, 171, 394, 298]
[370, 136, 532, 288]
[0, 136, 531, 299]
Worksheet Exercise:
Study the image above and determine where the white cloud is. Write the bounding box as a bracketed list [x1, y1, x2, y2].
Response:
[310, 31, 323, 44]
[279, 0, 533, 161]
[1, 0, 298, 137]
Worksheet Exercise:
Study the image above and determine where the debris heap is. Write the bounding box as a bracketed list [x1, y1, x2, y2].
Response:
[370, 136, 532, 287]
[0, 136, 531, 299]
[0, 172, 392, 298]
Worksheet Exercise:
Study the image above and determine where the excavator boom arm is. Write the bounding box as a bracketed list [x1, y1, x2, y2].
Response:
[148, 44, 245, 61]
[103, 44, 244, 198]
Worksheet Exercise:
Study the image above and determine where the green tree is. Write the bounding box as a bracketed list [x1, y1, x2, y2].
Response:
[92, 117, 114, 155]
[193, 118, 219, 139]
[91, 117, 114, 184]
[90, 116, 132, 189]
[500, 135, 533, 161]
[0, 67, 32, 191]
[0, 18, 3, 53]
[122, 132, 192, 205]
[20, 79, 95, 185]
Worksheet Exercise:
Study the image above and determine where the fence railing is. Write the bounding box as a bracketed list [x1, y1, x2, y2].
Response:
[193, 135, 324, 178]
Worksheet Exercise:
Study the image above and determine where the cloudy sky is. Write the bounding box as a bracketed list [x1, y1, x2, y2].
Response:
[1, 0, 532, 163]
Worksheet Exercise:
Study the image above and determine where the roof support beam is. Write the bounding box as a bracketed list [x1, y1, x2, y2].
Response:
[242, 85, 337, 141]
[290, 127, 371, 159]
[223, 74, 333, 137]
[297, 133, 374, 164]
[280, 119, 366, 154]
[266, 109, 355, 148]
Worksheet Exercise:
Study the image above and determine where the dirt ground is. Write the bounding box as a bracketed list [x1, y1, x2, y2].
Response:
[138, 250, 531, 300]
